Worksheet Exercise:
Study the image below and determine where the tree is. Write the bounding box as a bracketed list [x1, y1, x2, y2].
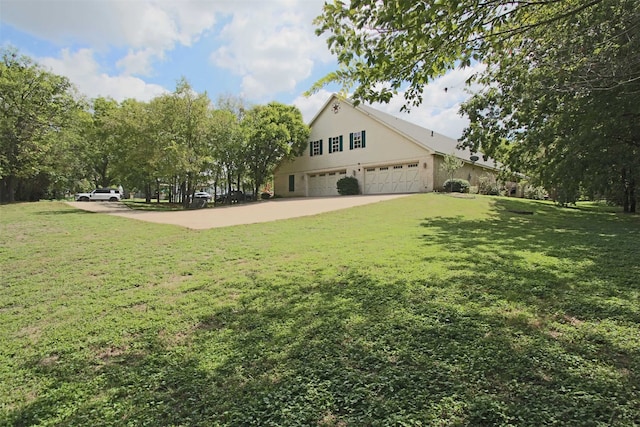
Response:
[82, 97, 121, 188]
[440, 154, 464, 187]
[149, 79, 212, 206]
[45, 108, 94, 198]
[311, 0, 639, 212]
[242, 102, 310, 198]
[459, 0, 639, 211]
[0, 48, 81, 202]
[310, 0, 610, 108]
[111, 98, 162, 202]
[208, 109, 244, 204]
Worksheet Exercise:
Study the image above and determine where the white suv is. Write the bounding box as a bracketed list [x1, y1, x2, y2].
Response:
[75, 188, 122, 202]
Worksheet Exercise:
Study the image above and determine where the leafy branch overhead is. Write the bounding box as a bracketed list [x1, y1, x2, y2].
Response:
[312, 0, 639, 212]
[311, 0, 614, 108]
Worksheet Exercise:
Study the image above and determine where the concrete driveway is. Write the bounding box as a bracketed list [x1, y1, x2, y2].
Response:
[66, 194, 410, 229]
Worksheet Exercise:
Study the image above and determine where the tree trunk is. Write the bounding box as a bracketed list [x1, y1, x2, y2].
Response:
[145, 182, 151, 203]
[629, 178, 636, 213]
[253, 171, 262, 200]
[182, 173, 194, 209]
[180, 181, 187, 209]
[1, 176, 16, 203]
[155, 179, 160, 204]
[622, 169, 630, 213]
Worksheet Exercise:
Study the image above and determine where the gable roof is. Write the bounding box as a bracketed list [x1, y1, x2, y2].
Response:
[311, 94, 499, 170]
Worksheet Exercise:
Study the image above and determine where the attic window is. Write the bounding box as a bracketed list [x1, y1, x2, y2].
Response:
[328, 136, 343, 153]
[349, 130, 366, 149]
[309, 140, 323, 157]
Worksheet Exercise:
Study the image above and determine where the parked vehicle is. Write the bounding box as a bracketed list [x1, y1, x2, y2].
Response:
[215, 190, 252, 204]
[193, 191, 212, 200]
[75, 188, 122, 202]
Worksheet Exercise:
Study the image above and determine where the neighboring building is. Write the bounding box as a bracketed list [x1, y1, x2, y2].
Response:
[274, 94, 499, 197]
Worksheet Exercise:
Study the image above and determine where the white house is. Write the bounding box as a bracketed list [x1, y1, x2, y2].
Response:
[274, 94, 499, 197]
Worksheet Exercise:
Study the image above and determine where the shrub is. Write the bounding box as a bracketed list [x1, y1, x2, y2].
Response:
[478, 176, 500, 195]
[524, 185, 548, 200]
[443, 178, 470, 193]
[336, 176, 360, 195]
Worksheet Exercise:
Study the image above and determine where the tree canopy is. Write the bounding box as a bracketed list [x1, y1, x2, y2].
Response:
[0, 47, 309, 203]
[459, 0, 639, 210]
[0, 48, 81, 202]
[243, 102, 310, 197]
[312, 0, 639, 211]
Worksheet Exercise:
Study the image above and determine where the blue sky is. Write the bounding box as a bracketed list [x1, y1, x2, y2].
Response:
[0, 0, 482, 139]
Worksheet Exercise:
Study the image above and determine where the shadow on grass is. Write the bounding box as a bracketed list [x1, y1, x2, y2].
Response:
[5, 198, 639, 426]
[419, 198, 639, 321]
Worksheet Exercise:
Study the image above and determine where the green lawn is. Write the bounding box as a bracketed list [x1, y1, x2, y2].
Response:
[1, 194, 638, 426]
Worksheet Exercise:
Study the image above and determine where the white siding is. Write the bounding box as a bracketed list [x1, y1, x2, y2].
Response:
[275, 96, 433, 197]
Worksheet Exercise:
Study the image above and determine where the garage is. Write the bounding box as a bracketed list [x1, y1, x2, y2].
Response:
[308, 170, 347, 196]
[364, 162, 422, 194]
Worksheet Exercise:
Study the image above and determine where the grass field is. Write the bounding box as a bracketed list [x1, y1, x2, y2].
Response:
[1, 194, 638, 426]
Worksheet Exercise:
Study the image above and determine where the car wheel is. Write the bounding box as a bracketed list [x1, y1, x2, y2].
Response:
[109, 197, 118, 202]
[79, 196, 90, 202]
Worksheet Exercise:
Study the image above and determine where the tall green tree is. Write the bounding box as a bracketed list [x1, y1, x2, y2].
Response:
[83, 97, 121, 188]
[242, 102, 310, 197]
[157, 79, 212, 207]
[46, 108, 93, 198]
[459, 0, 639, 210]
[111, 98, 162, 201]
[214, 94, 252, 196]
[312, 0, 638, 211]
[209, 109, 244, 203]
[0, 48, 80, 202]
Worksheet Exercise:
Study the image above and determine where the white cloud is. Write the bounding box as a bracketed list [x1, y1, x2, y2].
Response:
[39, 48, 167, 102]
[2, 0, 219, 76]
[3, 0, 331, 98]
[292, 89, 334, 123]
[371, 64, 486, 139]
[2, 0, 218, 48]
[116, 48, 163, 76]
[210, 0, 332, 99]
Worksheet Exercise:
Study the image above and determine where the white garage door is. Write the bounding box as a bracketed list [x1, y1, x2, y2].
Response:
[308, 170, 347, 196]
[364, 163, 421, 194]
